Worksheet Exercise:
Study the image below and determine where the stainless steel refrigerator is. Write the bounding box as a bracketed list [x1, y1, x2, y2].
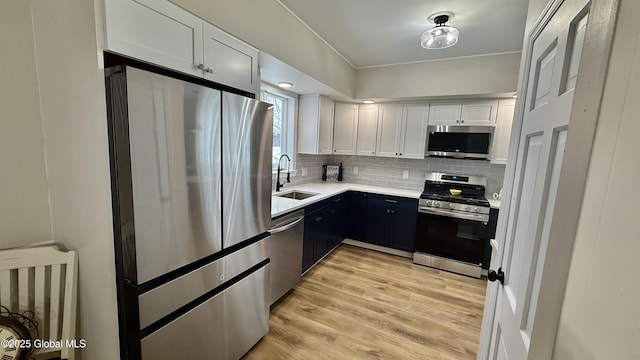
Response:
[105, 65, 273, 360]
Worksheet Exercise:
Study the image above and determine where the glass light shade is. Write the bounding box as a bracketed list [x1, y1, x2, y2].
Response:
[421, 25, 459, 49]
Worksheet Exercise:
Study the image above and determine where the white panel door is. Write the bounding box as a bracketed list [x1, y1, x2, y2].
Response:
[375, 104, 403, 157]
[356, 104, 379, 156]
[332, 103, 359, 155]
[399, 104, 429, 159]
[104, 0, 203, 78]
[489, 2, 590, 359]
[317, 96, 335, 154]
[428, 103, 462, 125]
[202, 23, 258, 94]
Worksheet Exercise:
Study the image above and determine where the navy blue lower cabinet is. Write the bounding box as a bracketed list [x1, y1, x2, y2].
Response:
[483, 208, 500, 270]
[347, 192, 368, 241]
[388, 202, 417, 252]
[364, 194, 417, 252]
[328, 195, 348, 249]
[302, 194, 349, 273]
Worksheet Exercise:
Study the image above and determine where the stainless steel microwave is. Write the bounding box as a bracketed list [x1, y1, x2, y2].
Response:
[425, 125, 494, 159]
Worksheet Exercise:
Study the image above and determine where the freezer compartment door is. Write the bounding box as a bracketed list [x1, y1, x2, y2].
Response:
[138, 238, 268, 329]
[123, 67, 223, 284]
[222, 92, 273, 248]
[140, 263, 270, 360]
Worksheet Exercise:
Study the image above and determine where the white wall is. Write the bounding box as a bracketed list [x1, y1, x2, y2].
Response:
[355, 53, 522, 100]
[170, 0, 356, 98]
[0, 1, 52, 246]
[0, 1, 120, 359]
[553, 0, 640, 358]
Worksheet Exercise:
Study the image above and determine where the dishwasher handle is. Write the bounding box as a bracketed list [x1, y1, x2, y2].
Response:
[270, 216, 305, 234]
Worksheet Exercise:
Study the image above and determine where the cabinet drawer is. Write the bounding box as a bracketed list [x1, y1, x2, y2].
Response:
[368, 194, 416, 210]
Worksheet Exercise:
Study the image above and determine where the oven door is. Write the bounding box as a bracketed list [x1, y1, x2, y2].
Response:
[414, 211, 488, 266]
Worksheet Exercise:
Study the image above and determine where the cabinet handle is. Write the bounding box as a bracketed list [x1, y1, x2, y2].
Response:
[331, 210, 336, 214]
[385, 199, 397, 204]
[461, 120, 465, 123]
[391, 210, 395, 214]
[195, 63, 205, 70]
[205, 67, 214, 73]
[372, 151, 374, 154]
[315, 217, 322, 222]
[399, 153, 402, 156]
[386, 209, 390, 213]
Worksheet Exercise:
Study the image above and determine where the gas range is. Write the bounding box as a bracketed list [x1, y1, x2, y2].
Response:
[413, 172, 492, 278]
[418, 173, 490, 222]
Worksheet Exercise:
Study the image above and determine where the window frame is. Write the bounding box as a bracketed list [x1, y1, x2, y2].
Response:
[260, 83, 297, 174]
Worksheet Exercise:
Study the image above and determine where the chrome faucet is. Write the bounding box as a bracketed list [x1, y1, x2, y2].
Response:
[276, 154, 291, 192]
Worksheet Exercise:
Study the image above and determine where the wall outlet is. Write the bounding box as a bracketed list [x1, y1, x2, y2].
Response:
[403, 170, 409, 179]
[353, 167, 359, 174]
[301, 167, 307, 176]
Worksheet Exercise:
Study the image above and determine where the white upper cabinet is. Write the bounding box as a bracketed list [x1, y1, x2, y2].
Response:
[490, 99, 516, 164]
[332, 103, 359, 155]
[202, 23, 258, 94]
[376, 104, 428, 159]
[428, 103, 462, 126]
[399, 104, 429, 159]
[298, 95, 335, 155]
[375, 104, 404, 158]
[104, 0, 258, 94]
[429, 101, 498, 126]
[356, 104, 379, 156]
[460, 100, 498, 126]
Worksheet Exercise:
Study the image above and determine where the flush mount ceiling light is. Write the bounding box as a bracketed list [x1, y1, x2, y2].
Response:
[421, 13, 459, 50]
[363, 100, 375, 104]
[278, 82, 293, 88]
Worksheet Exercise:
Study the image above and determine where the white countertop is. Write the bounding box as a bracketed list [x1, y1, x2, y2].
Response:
[489, 199, 501, 209]
[271, 182, 421, 218]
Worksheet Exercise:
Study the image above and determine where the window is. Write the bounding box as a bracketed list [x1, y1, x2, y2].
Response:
[261, 85, 296, 171]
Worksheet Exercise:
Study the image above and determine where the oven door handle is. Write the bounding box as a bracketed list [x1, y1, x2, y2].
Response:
[418, 207, 489, 223]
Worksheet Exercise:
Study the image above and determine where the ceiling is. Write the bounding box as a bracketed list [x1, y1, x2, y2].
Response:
[277, 0, 529, 68]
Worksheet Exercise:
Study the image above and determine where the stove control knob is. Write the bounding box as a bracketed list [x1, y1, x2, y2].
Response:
[425, 200, 432, 207]
[433, 201, 441, 208]
[464, 206, 471, 212]
[474, 207, 481, 213]
[449, 204, 455, 209]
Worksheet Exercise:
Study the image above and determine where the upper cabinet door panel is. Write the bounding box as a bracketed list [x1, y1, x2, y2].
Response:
[400, 104, 429, 159]
[333, 103, 359, 155]
[317, 96, 335, 154]
[203, 23, 259, 94]
[104, 0, 203, 77]
[376, 104, 403, 157]
[428, 103, 462, 125]
[356, 105, 379, 156]
[461, 101, 498, 126]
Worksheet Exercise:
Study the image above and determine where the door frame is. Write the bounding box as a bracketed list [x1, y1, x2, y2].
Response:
[477, 0, 619, 358]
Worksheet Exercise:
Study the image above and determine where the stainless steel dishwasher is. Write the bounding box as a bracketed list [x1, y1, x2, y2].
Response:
[269, 209, 304, 305]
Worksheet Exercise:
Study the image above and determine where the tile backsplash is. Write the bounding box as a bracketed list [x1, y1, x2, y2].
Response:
[274, 154, 505, 197]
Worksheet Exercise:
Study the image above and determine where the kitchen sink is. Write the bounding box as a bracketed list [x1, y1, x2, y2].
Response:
[274, 190, 319, 200]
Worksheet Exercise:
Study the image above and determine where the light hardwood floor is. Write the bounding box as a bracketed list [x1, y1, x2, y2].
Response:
[244, 244, 487, 360]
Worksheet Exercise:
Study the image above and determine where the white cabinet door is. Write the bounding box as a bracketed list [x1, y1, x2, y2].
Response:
[356, 104, 379, 156]
[490, 99, 516, 164]
[317, 96, 335, 154]
[399, 104, 429, 159]
[375, 104, 403, 158]
[428, 103, 462, 125]
[202, 23, 258, 94]
[297, 95, 334, 154]
[104, 0, 203, 78]
[332, 103, 359, 155]
[461, 100, 498, 126]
